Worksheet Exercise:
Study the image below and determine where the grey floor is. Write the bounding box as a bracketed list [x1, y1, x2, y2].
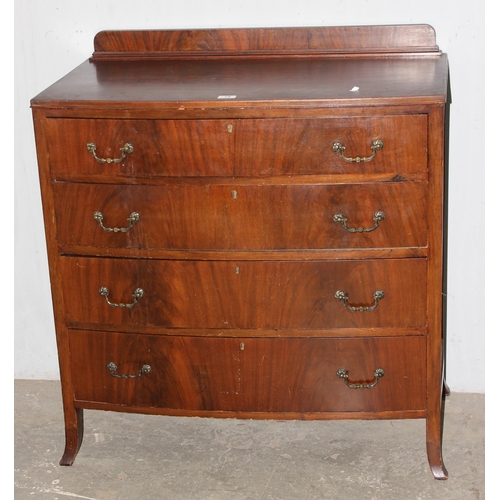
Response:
[14, 380, 484, 500]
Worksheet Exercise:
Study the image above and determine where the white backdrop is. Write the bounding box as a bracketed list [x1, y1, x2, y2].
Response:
[14, 0, 485, 393]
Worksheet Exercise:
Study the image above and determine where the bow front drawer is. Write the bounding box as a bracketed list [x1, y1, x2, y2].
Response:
[45, 118, 234, 177]
[53, 181, 427, 251]
[45, 115, 427, 178]
[60, 257, 426, 330]
[69, 330, 426, 413]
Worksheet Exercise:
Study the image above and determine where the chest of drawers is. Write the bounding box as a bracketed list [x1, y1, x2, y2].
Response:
[31, 25, 450, 479]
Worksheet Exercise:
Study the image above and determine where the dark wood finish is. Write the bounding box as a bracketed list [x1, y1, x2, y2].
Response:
[60, 257, 427, 330]
[92, 25, 439, 59]
[425, 105, 449, 479]
[31, 25, 449, 478]
[66, 324, 427, 340]
[232, 115, 427, 176]
[32, 108, 85, 467]
[46, 115, 427, 178]
[69, 330, 426, 413]
[74, 401, 426, 421]
[53, 181, 428, 251]
[30, 60, 448, 110]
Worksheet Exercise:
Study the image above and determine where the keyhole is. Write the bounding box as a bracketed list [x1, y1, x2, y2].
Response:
[231, 190, 237, 200]
[227, 124, 233, 133]
[235, 266, 240, 274]
[240, 342, 245, 351]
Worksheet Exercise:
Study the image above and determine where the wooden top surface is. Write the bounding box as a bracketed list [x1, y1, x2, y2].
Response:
[31, 25, 448, 110]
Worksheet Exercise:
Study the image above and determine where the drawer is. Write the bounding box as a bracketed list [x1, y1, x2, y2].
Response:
[61, 257, 427, 330]
[46, 115, 427, 178]
[54, 181, 427, 251]
[233, 115, 428, 176]
[45, 118, 234, 177]
[69, 330, 426, 413]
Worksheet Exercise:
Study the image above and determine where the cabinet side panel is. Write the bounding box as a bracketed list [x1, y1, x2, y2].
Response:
[425, 104, 448, 477]
[32, 108, 83, 462]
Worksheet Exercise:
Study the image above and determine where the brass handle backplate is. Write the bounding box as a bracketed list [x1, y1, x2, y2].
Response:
[333, 211, 385, 233]
[335, 290, 385, 312]
[332, 139, 384, 163]
[107, 362, 152, 379]
[336, 368, 385, 389]
[87, 142, 134, 164]
[94, 211, 140, 233]
[99, 287, 144, 308]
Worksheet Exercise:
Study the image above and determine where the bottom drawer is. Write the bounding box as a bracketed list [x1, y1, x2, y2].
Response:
[68, 330, 426, 413]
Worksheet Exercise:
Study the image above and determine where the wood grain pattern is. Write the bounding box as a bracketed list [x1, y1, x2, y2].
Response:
[31, 25, 449, 476]
[53, 181, 428, 251]
[60, 257, 427, 330]
[233, 115, 427, 176]
[69, 330, 427, 413]
[45, 115, 427, 178]
[92, 25, 438, 58]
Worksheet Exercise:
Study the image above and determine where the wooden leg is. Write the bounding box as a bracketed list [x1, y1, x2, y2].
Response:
[59, 407, 84, 466]
[426, 362, 450, 477]
[426, 389, 448, 479]
[443, 379, 451, 396]
[426, 441, 448, 479]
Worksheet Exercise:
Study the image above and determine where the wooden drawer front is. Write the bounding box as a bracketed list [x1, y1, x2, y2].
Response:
[54, 181, 427, 251]
[46, 118, 234, 177]
[233, 115, 427, 176]
[46, 115, 427, 178]
[69, 330, 426, 413]
[61, 257, 426, 330]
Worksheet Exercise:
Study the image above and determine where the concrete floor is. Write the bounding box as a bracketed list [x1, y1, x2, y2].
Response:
[14, 380, 484, 500]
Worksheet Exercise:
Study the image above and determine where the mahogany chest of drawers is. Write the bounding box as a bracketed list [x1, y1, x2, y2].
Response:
[31, 25, 450, 479]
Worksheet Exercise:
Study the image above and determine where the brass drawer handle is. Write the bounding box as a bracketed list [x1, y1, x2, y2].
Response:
[86, 142, 134, 164]
[336, 368, 385, 389]
[94, 211, 140, 233]
[334, 211, 385, 233]
[335, 290, 385, 312]
[107, 361, 152, 379]
[98, 287, 144, 308]
[332, 139, 384, 163]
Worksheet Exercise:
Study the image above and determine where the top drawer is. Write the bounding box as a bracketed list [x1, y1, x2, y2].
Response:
[45, 115, 427, 178]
